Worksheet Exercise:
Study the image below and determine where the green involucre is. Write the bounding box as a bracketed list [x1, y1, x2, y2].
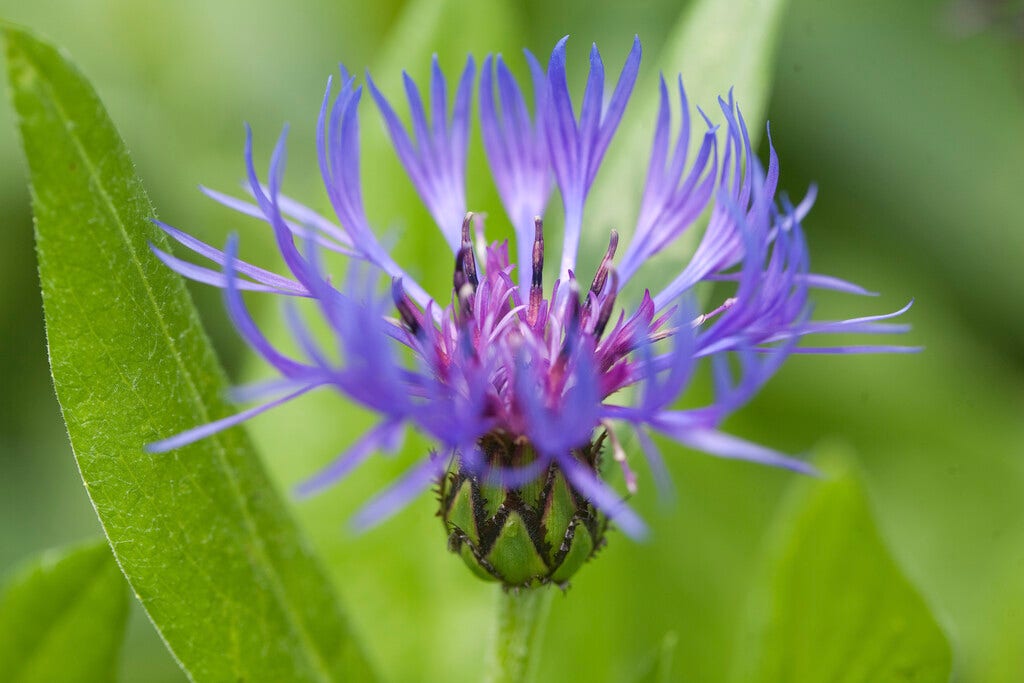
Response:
[440, 438, 608, 588]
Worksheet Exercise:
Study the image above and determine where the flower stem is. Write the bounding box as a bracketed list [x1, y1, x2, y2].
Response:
[483, 585, 555, 683]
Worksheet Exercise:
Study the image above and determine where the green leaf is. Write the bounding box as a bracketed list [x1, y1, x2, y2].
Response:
[731, 450, 952, 683]
[626, 631, 678, 683]
[3, 25, 375, 682]
[0, 540, 129, 683]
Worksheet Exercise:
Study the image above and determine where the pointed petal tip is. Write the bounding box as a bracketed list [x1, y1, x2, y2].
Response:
[613, 508, 649, 540]
[292, 479, 322, 500]
[523, 47, 542, 71]
[627, 34, 642, 61]
[789, 459, 820, 477]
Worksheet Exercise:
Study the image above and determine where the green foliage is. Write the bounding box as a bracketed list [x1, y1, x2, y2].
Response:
[3, 25, 374, 682]
[732, 451, 952, 683]
[978, 564, 1024, 683]
[0, 540, 129, 683]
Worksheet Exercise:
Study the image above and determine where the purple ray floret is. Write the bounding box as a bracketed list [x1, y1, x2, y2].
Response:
[148, 37, 917, 537]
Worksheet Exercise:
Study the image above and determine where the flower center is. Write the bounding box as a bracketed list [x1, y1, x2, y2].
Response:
[390, 213, 631, 444]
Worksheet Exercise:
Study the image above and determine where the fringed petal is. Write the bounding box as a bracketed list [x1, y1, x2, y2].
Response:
[546, 36, 642, 278]
[295, 420, 405, 498]
[146, 383, 320, 453]
[368, 57, 476, 250]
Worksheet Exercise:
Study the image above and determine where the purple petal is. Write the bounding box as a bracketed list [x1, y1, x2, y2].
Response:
[586, 34, 641, 188]
[674, 428, 818, 475]
[152, 220, 309, 294]
[779, 345, 924, 354]
[295, 420, 405, 498]
[228, 376, 310, 403]
[578, 43, 605, 175]
[549, 36, 643, 277]
[201, 186, 355, 254]
[480, 52, 551, 295]
[244, 126, 319, 293]
[450, 57, 477, 189]
[350, 455, 446, 530]
[634, 427, 675, 503]
[546, 36, 579, 201]
[149, 244, 305, 295]
[222, 234, 312, 377]
[367, 62, 469, 249]
[146, 384, 319, 453]
[799, 273, 877, 296]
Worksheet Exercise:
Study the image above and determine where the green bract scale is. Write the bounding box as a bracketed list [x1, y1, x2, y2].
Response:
[439, 433, 608, 588]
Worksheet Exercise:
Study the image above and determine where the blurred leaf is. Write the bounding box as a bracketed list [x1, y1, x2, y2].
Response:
[0, 540, 129, 683]
[732, 450, 952, 683]
[627, 631, 678, 683]
[975, 547, 1024, 683]
[769, 0, 1024, 347]
[4, 24, 375, 682]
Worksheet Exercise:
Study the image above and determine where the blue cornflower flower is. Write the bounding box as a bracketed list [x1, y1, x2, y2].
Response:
[147, 37, 915, 547]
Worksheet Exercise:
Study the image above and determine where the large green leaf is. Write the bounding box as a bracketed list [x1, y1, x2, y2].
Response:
[4, 25, 375, 682]
[731, 450, 952, 682]
[0, 540, 129, 683]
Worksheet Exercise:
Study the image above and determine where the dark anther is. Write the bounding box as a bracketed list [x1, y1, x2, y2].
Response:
[561, 282, 582, 356]
[453, 213, 479, 293]
[527, 216, 545, 326]
[589, 230, 618, 297]
[550, 281, 581, 386]
[392, 277, 422, 336]
[593, 270, 619, 340]
[531, 217, 545, 289]
[583, 230, 618, 321]
[453, 213, 480, 317]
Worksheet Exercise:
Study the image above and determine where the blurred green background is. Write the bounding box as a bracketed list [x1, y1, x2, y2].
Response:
[1, 0, 1022, 681]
